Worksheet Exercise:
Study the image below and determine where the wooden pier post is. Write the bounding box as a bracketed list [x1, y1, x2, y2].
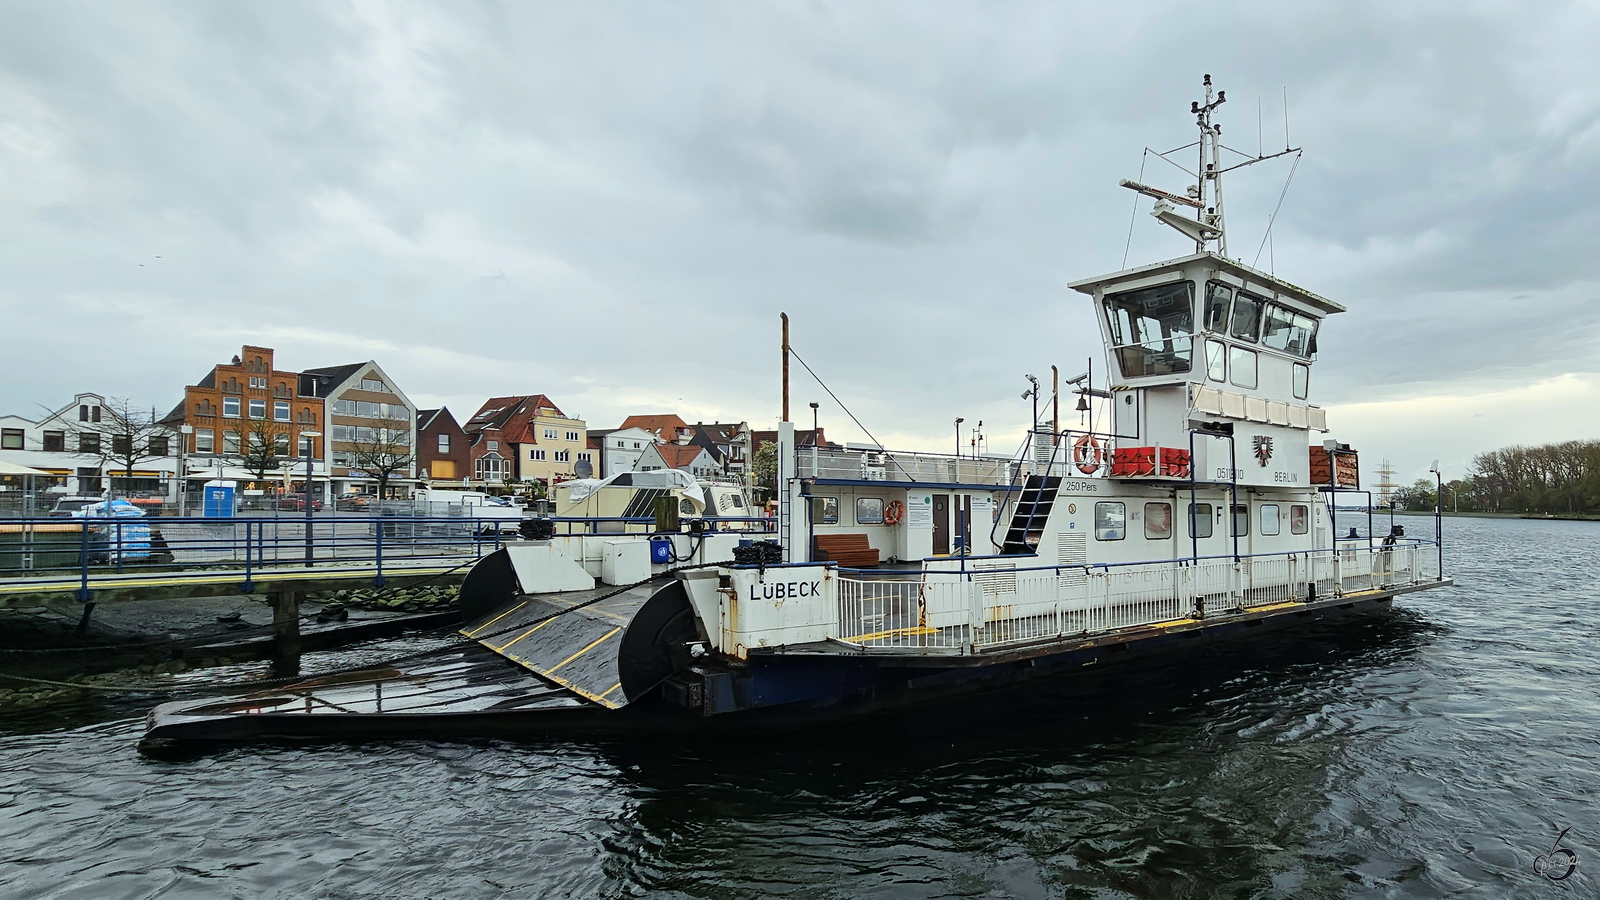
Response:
[272, 589, 302, 677]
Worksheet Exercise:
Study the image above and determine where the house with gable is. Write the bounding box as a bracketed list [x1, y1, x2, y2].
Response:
[299, 360, 418, 498]
[635, 442, 721, 480]
[464, 395, 589, 490]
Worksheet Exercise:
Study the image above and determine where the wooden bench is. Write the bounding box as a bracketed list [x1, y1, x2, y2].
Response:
[813, 533, 880, 567]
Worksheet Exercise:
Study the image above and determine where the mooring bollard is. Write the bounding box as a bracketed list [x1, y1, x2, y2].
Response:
[272, 589, 302, 678]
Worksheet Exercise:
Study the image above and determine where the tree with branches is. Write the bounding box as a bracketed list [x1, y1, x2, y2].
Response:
[348, 425, 414, 498]
[239, 419, 294, 484]
[59, 397, 174, 498]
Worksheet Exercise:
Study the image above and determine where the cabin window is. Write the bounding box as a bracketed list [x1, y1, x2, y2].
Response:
[1262, 303, 1319, 359]
[1292, 364, 1309, 400]
[1094, 501, 1126, 541]
[1261, 504, 1281, 536]
[1205, 340, 1227, 382]
[814, 496, 839, 525]
[1205, 282, 1232, 333]
[1290, 505, 1309, 534]
[1102, 281, 1194, 377]
[1144, 502, 1172, 539]
[855, 497, 885, 525]
[1232, 504, 1250, 536]
[1189, 502, 1213, 538]
[1229, 347, 1258, 389]
[1230, 292, 1263, 342]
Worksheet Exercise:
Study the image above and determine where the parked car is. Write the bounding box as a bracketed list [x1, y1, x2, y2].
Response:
[49, 497, 104, 517]
[336, 492, 374, 511]
[276, 493, 324, 512]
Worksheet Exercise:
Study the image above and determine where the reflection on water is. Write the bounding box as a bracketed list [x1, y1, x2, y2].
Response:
[2, 516, 1598, 899]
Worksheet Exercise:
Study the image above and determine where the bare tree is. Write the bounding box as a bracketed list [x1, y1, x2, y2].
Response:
[239, 419, 295, 484]
[348, 426, 414, 498]
[58, 397, 173, 498]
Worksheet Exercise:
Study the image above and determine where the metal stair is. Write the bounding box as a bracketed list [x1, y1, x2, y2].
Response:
[1000, 475, 1060, 555]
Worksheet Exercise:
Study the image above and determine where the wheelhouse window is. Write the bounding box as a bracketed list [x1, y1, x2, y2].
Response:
[1103, 281, 1194, 377]
[1230, 292, 1262, 342]
[855, 497, 885, 525]
[814, 496, 840, 525]
[1229, 347, 1258, 389]
[1232, 504, 1250, 536]
[1205, 339, 1227, 382]
[1290, 504, 1309, 535]
[1094, 501, 1126, 540]
[1189, 502, 1213, 538]
[1261, 303, 1319, 359]
[1261, 504, 1281, 536]
[1144, 502, 1172, 539]
[1205, 282, 1232, 333]
[1292, 363, 1310, 400]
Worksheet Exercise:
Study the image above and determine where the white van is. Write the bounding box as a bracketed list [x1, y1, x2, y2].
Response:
[412, 489, 523, 531]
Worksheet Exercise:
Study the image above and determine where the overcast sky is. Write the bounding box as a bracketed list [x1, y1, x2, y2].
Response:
[3, 1, 1597, 484]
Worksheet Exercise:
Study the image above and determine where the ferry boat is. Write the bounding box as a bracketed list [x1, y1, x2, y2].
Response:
[143, 79, 1451, 746]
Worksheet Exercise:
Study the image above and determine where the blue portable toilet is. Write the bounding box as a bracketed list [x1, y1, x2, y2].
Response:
[203, 480, 237, 518]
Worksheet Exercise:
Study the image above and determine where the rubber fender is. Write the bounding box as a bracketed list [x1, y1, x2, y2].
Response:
[458, 548, 520, 622]
[617, 579, 700, 702]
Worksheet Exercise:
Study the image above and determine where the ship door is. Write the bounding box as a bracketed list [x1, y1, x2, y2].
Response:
[955, 495, 972, 552]
[933, 493, 950, 555]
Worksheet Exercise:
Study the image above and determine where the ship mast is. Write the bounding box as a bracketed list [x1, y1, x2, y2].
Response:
[1119, 75, 1300, 259]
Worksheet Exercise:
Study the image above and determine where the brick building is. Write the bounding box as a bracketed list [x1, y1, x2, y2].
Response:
[417, 407, 471, 487]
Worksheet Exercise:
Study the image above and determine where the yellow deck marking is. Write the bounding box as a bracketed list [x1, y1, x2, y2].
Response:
[545, 628, 621, 674]
[463, 600, 528, 637]
[504, 658, 623, 708]
[599, 682, 622, 698]
[485, 617, 557, 652]
[1243, 601, 1305, 614]
[840, 625, 938, 643]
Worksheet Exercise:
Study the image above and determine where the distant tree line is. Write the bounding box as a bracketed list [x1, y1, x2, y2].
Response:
[1390, 439, 1600, 515]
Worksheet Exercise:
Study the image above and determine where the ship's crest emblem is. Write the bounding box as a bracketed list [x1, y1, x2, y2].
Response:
[1253, 435, 1274, 466]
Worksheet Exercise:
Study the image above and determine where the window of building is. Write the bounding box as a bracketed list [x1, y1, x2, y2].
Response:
[1230, 292, 1263, 342]
[565, 430, 580, 442]
[195, 429, 215, 453]
[248, 376, 266, 389]
[1290, 505, 1309, 535]
[1102, 281, 1194, 377]
[78, 432, 100, 453]
[147, 436, 169, 456]
[437, 434, 450, 453]
[274, 401, 290, 421]
[223, 396, 241, 418]
[43, 431, 64, 452]
[248, 399, 266, 419]
[1261, 504, 1281, 536]
[1189, 502, 1213, 539]
[79, 405, 89, 422]
[358, 378, 389, 392]
[111, 435, 131, 455]
[633, 442, 641, 449]
[223, 430, 241, 453]
[814, 496, 840, 524]
[385, 405, 409, 421]
[1205, 339, 1227, 382]
[1293, 364, 1309, 400]
[487, 440, 498, 451]
[855, 497, 885, 525]
[1229, 347, 1258, 389]
[331, 452, 351, 467]
[1261, 303, 1319, 359]
[1144, 502, 1172, 539]
[1232, 504, 1250, 536]
[554, 450, 570, 462]
[615, 440, 625, 447]
[274, 433, 291, 454]
[0, 429, 22, 450]
[532, 449, 546, 461]
[1205, 282, 1232, 333]
[1094, 501, 1126, 540]
[544, 428, 558, 440]
[577, 452, 591, 462]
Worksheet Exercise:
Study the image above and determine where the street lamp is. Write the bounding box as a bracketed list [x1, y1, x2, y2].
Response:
[808, 402, 820, 479]
[1427, 460, 1443, 580]
[301, 431, 322, 567]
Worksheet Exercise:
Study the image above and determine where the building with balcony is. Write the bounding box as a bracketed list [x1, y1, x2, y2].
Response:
[299, 362, 418, 499]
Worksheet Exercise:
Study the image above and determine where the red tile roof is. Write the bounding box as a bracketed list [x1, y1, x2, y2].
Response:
[619, 414, 689, 441]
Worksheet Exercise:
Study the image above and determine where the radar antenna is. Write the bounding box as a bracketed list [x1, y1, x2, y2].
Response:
[1120, 75, 1300, 258]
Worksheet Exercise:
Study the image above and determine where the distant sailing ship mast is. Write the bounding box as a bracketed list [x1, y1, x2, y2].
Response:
[1373, 459, 1400, 508]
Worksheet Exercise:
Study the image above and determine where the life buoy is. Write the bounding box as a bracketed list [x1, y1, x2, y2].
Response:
[1072, 434, 1104, 475]
[883, 500, 905, 525]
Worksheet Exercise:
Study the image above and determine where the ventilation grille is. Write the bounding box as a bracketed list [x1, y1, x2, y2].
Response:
[971, 564, 1017, 596]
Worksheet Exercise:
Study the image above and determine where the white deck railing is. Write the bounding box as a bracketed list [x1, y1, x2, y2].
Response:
[833, 544, 1439, 655]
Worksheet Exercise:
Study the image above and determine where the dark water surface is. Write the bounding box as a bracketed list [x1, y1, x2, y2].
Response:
[3, 516, 1597, 899]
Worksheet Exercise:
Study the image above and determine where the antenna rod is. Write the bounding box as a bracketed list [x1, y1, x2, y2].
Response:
[1283, 86, 1290, 151]
[1051, 365, 1059, 447]
[780, 312, 790, 423]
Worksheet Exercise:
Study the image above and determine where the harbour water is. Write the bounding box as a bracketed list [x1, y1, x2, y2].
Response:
[1, 515, 1595, 899]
